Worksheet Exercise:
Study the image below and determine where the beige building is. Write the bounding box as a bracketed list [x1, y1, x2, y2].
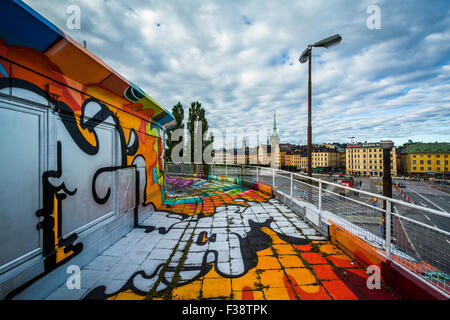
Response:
[346, 142, 397, 177]
[312, 149, 340, 168]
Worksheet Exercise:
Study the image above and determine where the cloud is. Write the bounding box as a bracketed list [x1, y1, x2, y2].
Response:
[23, 0, 450, 147]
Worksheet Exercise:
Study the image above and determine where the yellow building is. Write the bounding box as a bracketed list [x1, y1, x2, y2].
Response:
[290, 151, 305, 169]
[312, 149, 340, 169]
[284, 153, 293, 167]
[346, 142, 397, 177]
[400, 142, 449, 177]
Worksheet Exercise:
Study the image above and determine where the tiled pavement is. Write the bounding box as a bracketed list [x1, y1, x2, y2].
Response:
[45, 177, 402, 300]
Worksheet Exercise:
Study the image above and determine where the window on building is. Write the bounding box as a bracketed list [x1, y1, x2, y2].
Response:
[428, 155, 431, 158]
[420, 167, 424, 170]
[437, 160, 440, 165]
[427, 160, 431, 165]
[413, 166, 416, 170]
[420, 160, 424, 164]
[428, 167, 432, 171]
[413, 160, 416, 164]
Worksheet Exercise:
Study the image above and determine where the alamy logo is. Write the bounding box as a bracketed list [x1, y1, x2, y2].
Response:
[66, 5, 81, 30]
[366, 5, 381, 30]
[366, 265, 381, 289]
[66, 265, 81, 290]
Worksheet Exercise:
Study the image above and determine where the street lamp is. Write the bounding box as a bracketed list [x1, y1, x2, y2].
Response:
[380, 140, 394, 237]
[348, 136, 355, 177]
[299, 34, 342, 178]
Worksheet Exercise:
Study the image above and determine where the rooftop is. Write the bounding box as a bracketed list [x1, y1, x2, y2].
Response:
[401, 142, 450, 154]
[45, 176, 403, 300]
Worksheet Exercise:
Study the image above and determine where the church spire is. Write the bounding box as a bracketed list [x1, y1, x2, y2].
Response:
[273, 110, 277, 130]
[271, 110, 279, 141]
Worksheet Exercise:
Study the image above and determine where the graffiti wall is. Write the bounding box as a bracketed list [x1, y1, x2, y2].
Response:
[0, 1, 175, 299]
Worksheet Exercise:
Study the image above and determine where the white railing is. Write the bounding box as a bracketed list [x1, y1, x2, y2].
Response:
[165, 162, 450, 297]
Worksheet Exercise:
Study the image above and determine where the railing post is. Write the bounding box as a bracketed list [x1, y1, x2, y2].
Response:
[318, 181, 322, 228]
[256, 166, 259, 182]
[272, 168, 275, 187]
[385, 200, 392, 260]
[290, 173, 293, 205]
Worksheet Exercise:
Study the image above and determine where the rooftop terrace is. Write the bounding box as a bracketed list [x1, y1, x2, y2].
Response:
[45, 176, 403, 300]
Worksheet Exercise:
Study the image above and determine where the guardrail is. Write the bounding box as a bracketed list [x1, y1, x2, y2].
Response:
[165, 162, 450, 297]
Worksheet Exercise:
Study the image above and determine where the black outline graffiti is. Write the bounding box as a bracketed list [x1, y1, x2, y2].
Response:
[83, 208, 310, 300]
[0, 78, 163, 299]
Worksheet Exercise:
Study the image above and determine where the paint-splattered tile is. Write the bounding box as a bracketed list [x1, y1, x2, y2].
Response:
[277, 254, 305, 268]
[45, 287, 88, 300]
[327, 254, 356, 268]
[84, 255, 120, 271]
[293, 244, 313, 252]
[262, 287, 291, 300]
[293, 284, 332, 300]
[272, 244, 298, 255]
[284, 268, 317, 286]
[316, 243, 342, 255]
[256, 255, 282, 270]
[321, 280, 360, 300]
[202, 278, 232, 299]
[258, 269, 286, 288]
[172, 280, 202, 300]
[300, 252, 328, 265]
[233, 289, 265, 300]
[311, 264, 340, 280]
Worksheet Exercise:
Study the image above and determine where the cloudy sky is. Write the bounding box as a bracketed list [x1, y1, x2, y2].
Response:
[25, 0, 450, 147]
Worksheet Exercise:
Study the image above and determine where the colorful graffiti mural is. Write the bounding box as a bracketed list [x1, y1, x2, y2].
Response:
[79, 177, 402, 300]
[0, 1, 175, 299]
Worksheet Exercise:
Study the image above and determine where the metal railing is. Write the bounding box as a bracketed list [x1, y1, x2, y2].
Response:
[165, 162, 450, 297]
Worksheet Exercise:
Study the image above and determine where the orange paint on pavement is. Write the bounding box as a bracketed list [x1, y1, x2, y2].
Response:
[301, 252, 329, 265]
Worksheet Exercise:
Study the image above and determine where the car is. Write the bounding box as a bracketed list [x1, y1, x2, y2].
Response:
[398, 182, 406, 188]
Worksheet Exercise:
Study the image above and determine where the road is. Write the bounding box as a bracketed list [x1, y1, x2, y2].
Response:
[391, 179, 450, 232]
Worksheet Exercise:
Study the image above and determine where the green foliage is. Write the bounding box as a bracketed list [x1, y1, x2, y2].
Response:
[166, 102, 184, 162]
[187, 101, 214, 163]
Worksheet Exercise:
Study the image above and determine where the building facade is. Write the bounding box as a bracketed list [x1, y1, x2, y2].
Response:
[400, 142, 449, 177]
[346, 142, 397, 177]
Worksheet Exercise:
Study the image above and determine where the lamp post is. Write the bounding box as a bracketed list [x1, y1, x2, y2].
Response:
[348, 136, 355, 177]
[299, 34, 342, 179]
[380, 140, 394, 237]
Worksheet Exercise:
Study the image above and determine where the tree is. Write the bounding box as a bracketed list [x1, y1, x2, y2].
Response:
[166, 102, 184, 162]
[187, 101, 214, 164]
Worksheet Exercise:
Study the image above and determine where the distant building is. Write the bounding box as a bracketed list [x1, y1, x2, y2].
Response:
[400, 141, 449, 177]
[213, 112, 280, 167]
[270, 111, 280, 168]
[346, 142, 397, 177]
